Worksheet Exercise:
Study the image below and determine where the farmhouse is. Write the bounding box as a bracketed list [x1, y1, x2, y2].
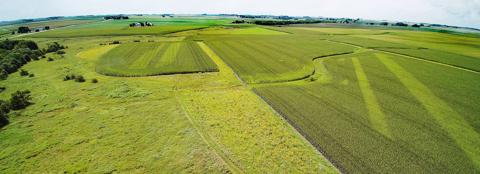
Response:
[129, 21, 154, 27]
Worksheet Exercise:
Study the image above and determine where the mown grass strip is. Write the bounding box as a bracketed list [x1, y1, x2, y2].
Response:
[378, 53, 480, 169]
[352, 58, 392, 138]
[196, 42, 241, 84]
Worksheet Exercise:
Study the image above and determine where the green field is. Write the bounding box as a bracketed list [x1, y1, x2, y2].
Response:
[1, 15, 479, 173]
[255, 51, 480, 173]
[95, 41, 218, 76]
[204, 36, 356, 83]
[29, 17, 231, 38]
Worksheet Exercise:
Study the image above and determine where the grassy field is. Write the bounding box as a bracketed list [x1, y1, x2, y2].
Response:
[0, 19, 337, 173]
[95, 41, 218, 76]
[1, 16, 479, 173]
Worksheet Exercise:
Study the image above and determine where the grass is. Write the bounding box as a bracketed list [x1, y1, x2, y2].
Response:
[95, 41, 218, 76]
[0, 23, 335, 173]
[1, 16, 479, 173]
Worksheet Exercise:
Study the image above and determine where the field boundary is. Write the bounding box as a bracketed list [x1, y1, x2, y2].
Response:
[251, 88, 345, 174]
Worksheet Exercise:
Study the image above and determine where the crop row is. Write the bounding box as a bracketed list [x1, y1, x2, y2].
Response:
[96, 41, 218, 76]
[205, 36, 356, 83]
[254, 52, 480, 173]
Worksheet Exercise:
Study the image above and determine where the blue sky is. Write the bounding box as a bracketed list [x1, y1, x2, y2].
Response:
[1, 0, 479, 28]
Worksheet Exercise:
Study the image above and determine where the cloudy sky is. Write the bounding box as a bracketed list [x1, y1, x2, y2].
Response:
[1, 0, 479, 28]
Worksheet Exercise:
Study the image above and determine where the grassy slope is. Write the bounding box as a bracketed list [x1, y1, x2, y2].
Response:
[0, 23, 337, 173]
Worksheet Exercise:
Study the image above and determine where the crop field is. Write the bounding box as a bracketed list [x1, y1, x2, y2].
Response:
[376, 48, 480, 72]
[197, 27, 289, 35]
[29, 18, 231, 38]
[96, 41, 218, 76]
[254, 51, 480, 173]
[205, 36, 356, 83]
[1, 16, 479, 173]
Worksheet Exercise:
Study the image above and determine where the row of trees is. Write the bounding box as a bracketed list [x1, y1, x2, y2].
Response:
[104, 15, 129, 20]
[16, 26, 50, 34]
[0, 90, 32, 128]
[253, 20, 326, 25]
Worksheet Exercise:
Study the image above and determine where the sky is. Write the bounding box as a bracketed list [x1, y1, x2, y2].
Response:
[1, 0, 479, 28]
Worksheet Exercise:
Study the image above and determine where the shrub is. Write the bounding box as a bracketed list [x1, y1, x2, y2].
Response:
[0, 87, 5, 93]
[133, 40, 140, 42]
[28, 74, 34, 77]
[47, 57, 54, 61]
[0, 100, 10, 114]
[19, 69, 29, 76]
[0, 113, 8, 128]
[91, 78, 98, 83]
[0, 100, 10, 127]
[56, 50, 65, 55]
[9, 90, 32, 110]
[64, 74, 75, 81]
[74, 75, 85, 82]
[46, 42, 65, 53]
[110, 41, 120, 45]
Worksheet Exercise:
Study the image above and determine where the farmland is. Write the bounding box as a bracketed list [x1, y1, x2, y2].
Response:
[96, 41, 218, 76]
[0, 15, 479, 173]
[204, 36, 356, 83]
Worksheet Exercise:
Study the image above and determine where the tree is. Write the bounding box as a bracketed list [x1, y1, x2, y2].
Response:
[15, 40, 39, 50]
[412, 24, 421, 28]
[380, 22, 389, 26]
[44, 26, 50, 30]
[17, 26, 31, 33]
[9, 90, 32, 110]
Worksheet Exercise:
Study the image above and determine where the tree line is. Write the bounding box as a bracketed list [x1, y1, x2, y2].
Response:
[0, 40, 65, 79]
[104, 15, 129, 20]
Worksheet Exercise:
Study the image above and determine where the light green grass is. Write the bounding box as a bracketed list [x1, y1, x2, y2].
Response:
[0, 26, 337, 173]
